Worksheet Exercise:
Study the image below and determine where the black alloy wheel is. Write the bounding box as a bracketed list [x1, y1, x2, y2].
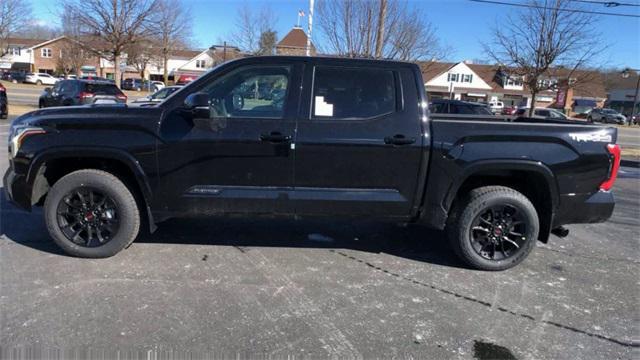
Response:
[56, 187, 120, 247]
[469, 204, 527, 261]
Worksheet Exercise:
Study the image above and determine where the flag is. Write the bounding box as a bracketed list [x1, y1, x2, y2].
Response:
[299, 10, 305, 17]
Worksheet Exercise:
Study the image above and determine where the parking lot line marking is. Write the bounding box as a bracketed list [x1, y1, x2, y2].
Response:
[331, 249, 639, 349]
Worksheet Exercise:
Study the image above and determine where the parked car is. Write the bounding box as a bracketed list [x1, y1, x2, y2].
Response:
[514, 107, 568, 120]
[502, 105, 517, 115]
[429, 99, 494, 115]
[0, 82, 7, 119]
[80, 76, 115, 84]
[176, 74, 197, 85]
[152, 81, 165, 91]
[24, 73, 58, 85]
[121, 78, 160, 92]
[4, 56, 620, 271]
[488, 101, 504, 114]
[1, 71, 27, 83]
[38, 80, 127, 108]
[132, 85, 182, 103]
[588, 108, 627, 125]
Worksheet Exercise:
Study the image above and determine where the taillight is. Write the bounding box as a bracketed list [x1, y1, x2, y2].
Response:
[599, 144, 621, 191]
[78, 92, 94, 100]
[116, 93, 127, 101]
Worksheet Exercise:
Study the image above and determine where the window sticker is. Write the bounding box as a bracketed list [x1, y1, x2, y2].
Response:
[314, 96, 334, 117]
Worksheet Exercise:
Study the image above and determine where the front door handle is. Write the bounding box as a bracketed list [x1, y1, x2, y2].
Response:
[260, 131, 291, 143]
[384, 134, 416, 146]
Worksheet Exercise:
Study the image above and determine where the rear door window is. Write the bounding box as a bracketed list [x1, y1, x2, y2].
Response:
[312, 66, 396, 120]
[86, 84, 122, 95]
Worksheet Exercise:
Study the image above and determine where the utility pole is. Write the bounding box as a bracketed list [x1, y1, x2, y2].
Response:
[306, 0, 314, 56]
[375, 0, 387, 58]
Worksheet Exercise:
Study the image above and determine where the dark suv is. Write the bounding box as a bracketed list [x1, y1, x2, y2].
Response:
[429, 99, 493, 115]
[39, 80, 127, 108]
[1, 71, 27, 83]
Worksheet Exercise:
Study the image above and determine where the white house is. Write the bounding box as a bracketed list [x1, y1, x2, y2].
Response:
[424, 62, 493, 102]
[0, 38, 46, 71]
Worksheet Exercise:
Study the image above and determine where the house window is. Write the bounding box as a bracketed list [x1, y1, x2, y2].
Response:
[8, 47, 20, 56]
[462, 74, 473, 83]
[41, 48, 52, 58]
[195, 60, 206, 69]
[505, 76, 523, 87]
[447, 73, 459, 82]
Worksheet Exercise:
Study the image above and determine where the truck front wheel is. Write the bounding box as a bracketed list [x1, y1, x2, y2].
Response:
[44, 169, 140, 258]
[447, 186, 539, 271]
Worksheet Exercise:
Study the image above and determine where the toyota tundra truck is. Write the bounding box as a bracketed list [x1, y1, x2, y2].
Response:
[3, 56, 621, 270]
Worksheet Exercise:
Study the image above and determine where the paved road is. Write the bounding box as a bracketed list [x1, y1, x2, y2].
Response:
[0, 116, 638, 358]
[618, 126, 639, 148]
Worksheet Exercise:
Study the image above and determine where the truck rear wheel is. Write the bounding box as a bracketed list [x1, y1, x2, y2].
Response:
[44, 169, 140, 258]
[447, 186, 539, 271]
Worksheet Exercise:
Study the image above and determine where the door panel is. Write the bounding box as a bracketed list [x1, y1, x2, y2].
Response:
[155, 63, 302, 216]
[294, 64, 425, 218]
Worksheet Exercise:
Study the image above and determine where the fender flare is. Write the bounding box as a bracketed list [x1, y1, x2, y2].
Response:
[444, 159, 559, 213]
[26, 147, 156, 231]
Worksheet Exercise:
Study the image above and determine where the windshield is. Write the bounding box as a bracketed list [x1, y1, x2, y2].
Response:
[602, 109, 618, 114]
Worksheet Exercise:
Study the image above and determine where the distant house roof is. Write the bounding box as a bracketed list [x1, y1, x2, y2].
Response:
[4, 38, 48, 48]
[171, 49, 203, 59]
[277, 27, 314, 50]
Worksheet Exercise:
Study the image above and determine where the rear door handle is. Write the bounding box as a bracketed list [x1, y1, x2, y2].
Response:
[384, 134, 416, 146]
[260, 131, 291, 143]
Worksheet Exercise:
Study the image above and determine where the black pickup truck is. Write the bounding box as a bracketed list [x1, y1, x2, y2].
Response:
[3, 56, 621, 270]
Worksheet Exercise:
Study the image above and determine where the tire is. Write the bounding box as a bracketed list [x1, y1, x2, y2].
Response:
[447, 186, 539, 271]
[36, 80, 42, 85]
[39, 100, 44, 108]
[44, 169, 140, 258]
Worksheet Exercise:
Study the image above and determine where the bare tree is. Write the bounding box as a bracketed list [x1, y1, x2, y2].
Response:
[56, 5, 92, 76]
[230, 3, 277, 54]
[0, 0, 32, 54]
[316, 0, 447, 61]
[257, 30, 277, 55]
[483, 0, 604, 116]
[125, 39, 158, 82]
[155, 0, 192, 84]
[62, 0, 159, 88]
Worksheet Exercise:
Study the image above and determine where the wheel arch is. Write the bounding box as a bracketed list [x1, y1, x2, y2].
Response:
[27, 147, 156, 232]
[446, 160, 559, 243]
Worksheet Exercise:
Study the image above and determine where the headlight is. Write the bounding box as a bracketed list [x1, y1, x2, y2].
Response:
[8, 125, 46, 157]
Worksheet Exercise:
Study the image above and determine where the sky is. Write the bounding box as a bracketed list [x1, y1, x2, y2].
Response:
[30, 0, 640, 69]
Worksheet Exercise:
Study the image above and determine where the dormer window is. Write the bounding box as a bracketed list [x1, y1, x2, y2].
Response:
[447, 73, 473, 83]
[195, 60, 206, 68]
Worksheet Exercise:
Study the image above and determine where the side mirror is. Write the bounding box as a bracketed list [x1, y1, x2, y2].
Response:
[184, 92, 209, 110]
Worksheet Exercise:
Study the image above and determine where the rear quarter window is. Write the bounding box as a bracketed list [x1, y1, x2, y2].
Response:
[312, 66, 396, 120]
[85, 84, 123, 95]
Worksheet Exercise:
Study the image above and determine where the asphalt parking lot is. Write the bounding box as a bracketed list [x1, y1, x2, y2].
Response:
[0, 116, 638, 359]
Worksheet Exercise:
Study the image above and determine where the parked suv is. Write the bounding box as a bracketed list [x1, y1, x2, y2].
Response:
[429, 99, 493, 115]
[1, 71, 27, 83]
[121, 78, 161, 91]
[38, 80, 127, 108]
[588, 108, 627, 125]
[24, 73, 58, 85]
[488, 101, 504, 114]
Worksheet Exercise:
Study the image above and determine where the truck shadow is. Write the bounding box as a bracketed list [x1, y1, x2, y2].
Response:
[0, 188, 463, 268]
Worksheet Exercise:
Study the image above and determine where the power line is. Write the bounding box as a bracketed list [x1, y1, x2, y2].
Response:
[571, 0, 640, 7]
[469, 0, 640, 17]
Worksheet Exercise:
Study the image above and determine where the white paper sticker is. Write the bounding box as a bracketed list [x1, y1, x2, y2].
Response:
[314, 96, 334, 117]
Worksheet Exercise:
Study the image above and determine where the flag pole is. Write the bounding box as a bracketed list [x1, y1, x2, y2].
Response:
[306, 0, 314, 56]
